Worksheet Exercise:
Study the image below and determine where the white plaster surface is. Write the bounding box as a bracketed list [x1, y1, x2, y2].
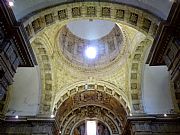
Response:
[142, 65, 174, 114]
[12, 0, 173, 20]
[6, 66, 40, 116]
[67, 19, 115, 40]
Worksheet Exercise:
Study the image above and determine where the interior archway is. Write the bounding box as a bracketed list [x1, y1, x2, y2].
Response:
[21, 0, 160, 131]
[56, 90, 127, 135]
[1, 0, 179, 135]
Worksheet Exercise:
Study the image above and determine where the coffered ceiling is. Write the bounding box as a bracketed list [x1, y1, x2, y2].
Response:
[12, 0, 173, 20]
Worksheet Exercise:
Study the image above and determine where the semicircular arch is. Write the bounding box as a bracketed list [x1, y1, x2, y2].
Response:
[31, 36, 55, 115]
[58, 104, 124, 135]
[53, 80, 130, 114]
[23, 2, 160, 41]
[24, 1, 161, 116]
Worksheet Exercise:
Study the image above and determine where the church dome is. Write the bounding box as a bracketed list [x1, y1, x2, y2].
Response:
[58, 19, 126, 74]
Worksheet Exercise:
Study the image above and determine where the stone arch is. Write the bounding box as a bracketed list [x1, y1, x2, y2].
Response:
[56, 90, 128, 135]
[63, 106, 120, 135]
[23, 1, 161, 115]
[22, 2, 160, 41]
[53, 80, 130, 114]
[58, 104, 124, 130]
[129, 38, 153, 113]
[31, 36, 54, 115]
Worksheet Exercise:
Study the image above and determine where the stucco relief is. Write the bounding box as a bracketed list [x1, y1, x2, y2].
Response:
[27, 2, 158, 116]
[61, 105, 121, 135]
[57, 90, 126, 121]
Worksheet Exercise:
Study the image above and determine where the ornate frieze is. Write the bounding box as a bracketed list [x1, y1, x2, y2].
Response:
[45, 13, 54, 25]
[25, 1, 159, 117]
[61, 105, 121, 135]
[116, 9, 124, 20]
[129, 13, 138, 25]
[72, 7, 81, 17]
[22, 2, 160, 41]
[31, 39, 54, 115]
[87, 6, 96, 16]
[58, 9, 68, 20]
[102, 7, 111, 17]
[130, 39, 152, 113]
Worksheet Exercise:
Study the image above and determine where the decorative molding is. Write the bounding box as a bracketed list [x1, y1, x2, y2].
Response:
[22, 2, 160, 41]
[60, 105, 121, 135]
[54, 82, 130, 115]
[31, 37, 54, 115]
[130, 39, 153, 113]
[26, 1, 160, 117]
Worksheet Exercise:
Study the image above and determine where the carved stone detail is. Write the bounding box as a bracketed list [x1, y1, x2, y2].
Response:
[23, 2, 160, 40]
[61, 105, 120, 135]
[130, 39, 153, 113]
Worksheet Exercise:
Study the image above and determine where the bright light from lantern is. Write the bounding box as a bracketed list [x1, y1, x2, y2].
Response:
[87, 121, 96, 135]
[8, 1, 14, 7]
[85, 47, 97, 59]
[51, 114, 55, 118]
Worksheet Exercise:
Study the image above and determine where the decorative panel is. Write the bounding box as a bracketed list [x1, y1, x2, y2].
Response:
[131, 94, 138, 100]
[45, 93, 52, 101]
[133, 104, 140, 110]
[152, 23, 158, 36]
[43, 104, 51, 112]
[45, 83, 52, 91]
[102, 7, 111, 17]
[32, 18, 42, 33]
[116, 9, 124, 19]
[132, 63, 138, 71]
[131, 73, 137, 79]
[44, 63, 51, 71]
[87, 6, 96, 16]
[142, 18, 151, 32]
[72, 7, 81, 17]
[136, 46, 144, 52]
[133, 54, 141, 60]
[45, 13, 54, 25]
[25, 24, 32, 37]
[129, 13, 138, 25]
[131, 83, 137, 89]
[58, 9, 67, 20]
[45, 73, 52, 81]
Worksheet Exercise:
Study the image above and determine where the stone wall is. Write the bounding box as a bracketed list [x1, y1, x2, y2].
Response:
[0, 118, 58, 135]
[0, 115, 180, 135]
[122, 115, 180, 135]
